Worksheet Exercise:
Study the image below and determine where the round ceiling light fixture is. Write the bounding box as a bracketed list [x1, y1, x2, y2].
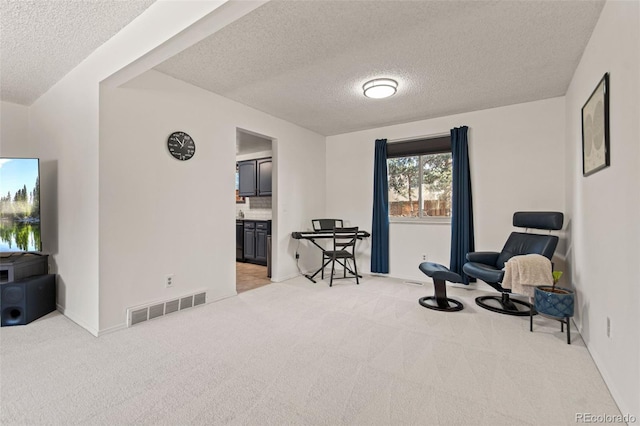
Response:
[363, 78, 398, 99]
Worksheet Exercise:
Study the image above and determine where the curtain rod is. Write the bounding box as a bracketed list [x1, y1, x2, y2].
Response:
[388, 131, 450, 143]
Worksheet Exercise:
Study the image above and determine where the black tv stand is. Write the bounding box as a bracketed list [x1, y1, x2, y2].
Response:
[0, 252, 45, 259]
[0, 254, 48, 284]
[0, 255, 55, 327]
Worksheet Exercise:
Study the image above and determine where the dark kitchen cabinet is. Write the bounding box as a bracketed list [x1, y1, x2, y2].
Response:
[237, 157, 272, 197]
[243, 221, 256, 260]
[242, 220, 270, 266]
[257, 158, 272, 196]
[255, 222, 269, 263]
[236, 220, 244, 261]
[238, 160, 257, 197]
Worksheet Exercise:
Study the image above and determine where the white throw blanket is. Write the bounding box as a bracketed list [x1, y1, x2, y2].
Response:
[502, 254, 553, 297]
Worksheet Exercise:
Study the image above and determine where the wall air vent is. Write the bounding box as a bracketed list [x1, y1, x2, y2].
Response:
[165, 299, 179, 314]
[126, 291, 207, 327]
[180, 296, 193, 310]
[130, 307, 148, 326]
[193, 292, 206, 306]
[148, 303, 164, 320]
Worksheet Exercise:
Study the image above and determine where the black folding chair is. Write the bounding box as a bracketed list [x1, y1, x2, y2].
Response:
[322, 227, 360, 287]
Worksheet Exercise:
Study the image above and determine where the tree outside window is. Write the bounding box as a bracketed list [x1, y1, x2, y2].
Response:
[387, 153, 452, 218]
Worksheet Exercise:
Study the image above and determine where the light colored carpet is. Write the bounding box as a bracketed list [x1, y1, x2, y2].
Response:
[1, 275, 621, 425]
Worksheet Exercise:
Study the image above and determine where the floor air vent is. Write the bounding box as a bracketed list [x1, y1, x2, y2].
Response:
[127, 291, 206, 327]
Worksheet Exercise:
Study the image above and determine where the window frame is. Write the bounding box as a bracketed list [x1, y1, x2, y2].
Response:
[387, 135, 452, 224]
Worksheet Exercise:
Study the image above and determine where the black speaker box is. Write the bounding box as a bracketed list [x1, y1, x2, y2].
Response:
[1, 274, 56, 326]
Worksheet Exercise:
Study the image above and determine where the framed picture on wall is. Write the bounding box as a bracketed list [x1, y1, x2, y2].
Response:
[581, 73, 610, 177]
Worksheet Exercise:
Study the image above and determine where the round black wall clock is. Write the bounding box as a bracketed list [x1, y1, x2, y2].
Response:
[167, 131, 196, 161]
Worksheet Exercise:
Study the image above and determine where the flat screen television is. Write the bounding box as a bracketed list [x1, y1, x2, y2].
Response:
[0, 158, 41, 254]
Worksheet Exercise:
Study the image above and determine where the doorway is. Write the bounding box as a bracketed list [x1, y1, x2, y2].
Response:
[235, 129, 273, 294]
[236, 262, 270, 293]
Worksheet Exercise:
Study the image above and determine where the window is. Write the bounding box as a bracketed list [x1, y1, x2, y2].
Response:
[387, 136, 452, 219]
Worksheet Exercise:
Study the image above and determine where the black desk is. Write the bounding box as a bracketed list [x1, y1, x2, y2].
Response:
[291, 230, 370, 283]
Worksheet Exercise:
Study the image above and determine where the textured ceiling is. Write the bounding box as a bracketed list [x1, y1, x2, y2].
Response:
[155, 0, 605, 136]
[0, 0, 605, 136]
[0, 0, 155, 105]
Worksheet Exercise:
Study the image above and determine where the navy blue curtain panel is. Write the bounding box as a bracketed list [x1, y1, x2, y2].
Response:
[450, 126, 475, 284]
[371, 139, 389, 273]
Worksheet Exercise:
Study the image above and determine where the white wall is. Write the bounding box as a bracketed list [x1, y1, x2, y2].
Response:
[27, 64, 101, 334]
[326, 97, 566, 283]
[0, 102, 30, 154]
[564, 0, 639, 417]
[236, 150, 272, 162]
[98, 70, 325, 331]
[19, 1, 265, 335]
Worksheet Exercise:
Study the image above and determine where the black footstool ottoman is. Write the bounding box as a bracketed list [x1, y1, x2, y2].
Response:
[418, 262, 464, 312]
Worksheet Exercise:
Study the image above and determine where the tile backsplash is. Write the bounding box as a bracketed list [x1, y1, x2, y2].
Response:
[237, 196, 272, 220]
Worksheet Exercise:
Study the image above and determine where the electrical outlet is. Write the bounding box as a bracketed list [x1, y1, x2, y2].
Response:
[606, 317, 611, 338]
[165, 274, 174, 288]
[421, 253, 427, 261]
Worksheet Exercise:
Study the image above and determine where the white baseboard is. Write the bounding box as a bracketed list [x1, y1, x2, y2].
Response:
[585, 345, 633, 418]
[97, 323, 127, 336]
[56, 304, 99, 337]
[271, 272, 303, 282]
[98, 291, 237, 336]
[208, 292, 237, 302]
[573, 321, 635, 418]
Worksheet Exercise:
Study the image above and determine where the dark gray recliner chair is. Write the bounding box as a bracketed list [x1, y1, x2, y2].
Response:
[463, 211, 564, 316]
